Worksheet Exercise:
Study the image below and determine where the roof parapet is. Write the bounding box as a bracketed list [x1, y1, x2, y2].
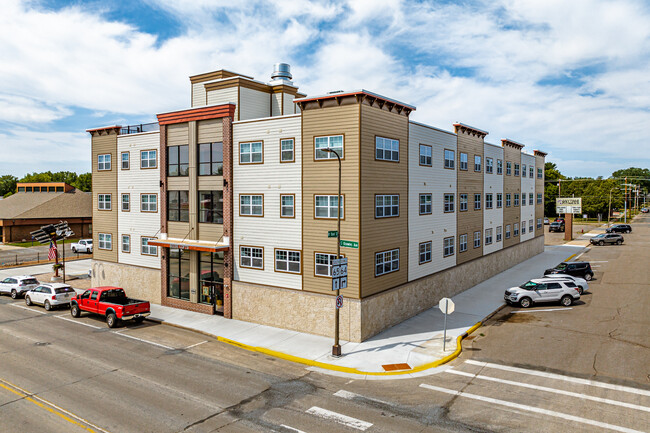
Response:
[294, 90, 415, 115]
[501, 138, 525, 150]
[453, 123, 488, 138]
[534, 150, 547, 157]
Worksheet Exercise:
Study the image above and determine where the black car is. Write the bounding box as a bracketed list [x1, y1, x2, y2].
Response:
[606, 224, 631, 234]
[544, 261, 594, 281]
[590, 233, 624, 246]
[549, 221, 565, 232]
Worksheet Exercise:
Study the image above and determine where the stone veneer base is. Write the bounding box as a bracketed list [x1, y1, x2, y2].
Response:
[91, 260, 162, 305]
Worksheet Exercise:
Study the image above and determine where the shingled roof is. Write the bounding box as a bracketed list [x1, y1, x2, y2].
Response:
[0, 190, 91, 220]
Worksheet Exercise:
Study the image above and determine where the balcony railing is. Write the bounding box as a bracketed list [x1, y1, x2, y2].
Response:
[120, 122, 159, 135]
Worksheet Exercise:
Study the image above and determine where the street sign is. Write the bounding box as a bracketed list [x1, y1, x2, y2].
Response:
[332, 278, 339, 291]
[439, 298, 455, 314]
[336, 295, 343, 309]
[340, 240, 359, 249]
[332, 264, 348, 278]
[332, 257, 348, 266]
[328, 230, 338, 238]
[339, 276, 347, 289]
[556, 197, 582, 214]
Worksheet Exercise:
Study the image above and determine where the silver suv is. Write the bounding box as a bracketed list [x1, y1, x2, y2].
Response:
[0, 275, 39, 299]
[504, 279, 580, 308]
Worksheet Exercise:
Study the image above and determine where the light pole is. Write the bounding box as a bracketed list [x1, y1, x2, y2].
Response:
[323, 147, 342, 357]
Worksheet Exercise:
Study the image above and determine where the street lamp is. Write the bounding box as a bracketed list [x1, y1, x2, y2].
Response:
[323, 147, 342, 357]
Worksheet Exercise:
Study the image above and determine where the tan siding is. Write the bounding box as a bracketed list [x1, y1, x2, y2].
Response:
[167, 177, 190, 190]
[197, 176, 223, 190]
[167, 123, 189, 146]
[197, 223, 223, 241]
[91, 131, 118, 263]
[197, 119, 223, 143]
[168, 221, 190, 239]
[503, 146, 522, 248]
[456, 131, 484, 264]
[206, 86, 239, 121]
[192, 83, 206, 107]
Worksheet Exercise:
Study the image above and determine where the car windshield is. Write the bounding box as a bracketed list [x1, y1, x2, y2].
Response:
[87, 240, 93, 244]
[594, 234, 605, 238]
[556, 263, 567, 270]
[55, 286, 74, 294]
[519, 281, 539, 289]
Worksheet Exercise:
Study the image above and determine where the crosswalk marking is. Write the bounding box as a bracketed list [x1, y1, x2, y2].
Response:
[446, 369, 650, 412]
[334, 389, 392, 406]
[305, 406, 373, 431]
[279, 425, 306, 433]
[465, 360, 650, 397]
[419, 383, 644, 433]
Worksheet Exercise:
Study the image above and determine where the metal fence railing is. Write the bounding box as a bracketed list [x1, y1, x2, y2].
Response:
[0, 253, 88, 269]
[119, 122, 159, 135]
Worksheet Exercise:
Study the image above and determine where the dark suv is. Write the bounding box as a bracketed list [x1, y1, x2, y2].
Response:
[606, 224, 631, 234]
[544, 261, 594, 281]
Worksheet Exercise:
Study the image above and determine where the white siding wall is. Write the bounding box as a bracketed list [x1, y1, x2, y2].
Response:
[206, 87, 238, 119]
[408, 122, 457, 282]
[192, 83, 206, 107]
[271, 93, 282, 116]
[483, 143, 504, 255]
[233, 115, 302, 289]
[239, 87, 270, 120]
[117, 131, 161, 269]
[520, 152, 536, 242]
[284, 94, 295, 115]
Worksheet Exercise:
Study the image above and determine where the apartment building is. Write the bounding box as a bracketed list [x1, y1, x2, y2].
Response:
[88, 64, 545, 342]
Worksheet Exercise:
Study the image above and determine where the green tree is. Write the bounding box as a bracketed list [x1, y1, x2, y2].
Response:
[73, 173, 92, 192]
[0, 174, 18, 197]
[612, 167, 650, 191]
[543, 162, 566, 217]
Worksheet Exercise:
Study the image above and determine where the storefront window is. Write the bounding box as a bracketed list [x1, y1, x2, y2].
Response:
[168, 248, 190, 300]
[199, 251, 224, 312]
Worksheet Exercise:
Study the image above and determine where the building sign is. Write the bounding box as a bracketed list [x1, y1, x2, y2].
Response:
[556, 197, 582, 214]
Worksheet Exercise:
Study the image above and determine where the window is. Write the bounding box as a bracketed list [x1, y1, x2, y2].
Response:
[506, 225, 511, 239]
[141, 237, 158, 256]
[485, 228, 493, 245]
[240, 141, 263, 164]
[514, 163, 520, 176]
[474, 193, 481, 210]
[443, 237, 454, 257]
[281, 139, 294, 162]
[376, 136, 399, 161]
[141, 150, 157, 169]
[376, 195, 399, 218]
[514, 193, 520, 207]
[522, 194, 526, 206]
[506, 193, 511, 207]
[529, 193, 534, 206]
[241, 246, 263, 269]
[497, 159, 503, 175]
[199, 191, 223, 223]
[530, 166, 534, 178]
[199, 142, 224, 175]
[537, 218, 542, 229]
[514, 223, 519, 236]
[275, 250, 301, 273]
[240, 194, 263, 216]
[444, 149, 455, 169]
[419, 241, 432, 264]
[460, 194, 468, 212]
[315, 135, 343, 160]
[168, 145, 189, 176]
[538, 168, 543, 179]
[315, 195, 343, 219]
[486, 193, 493, 209]
[474, 231, 481, 248]
[522, 224, 526, 235]
[98, 233, 112, 250]
[522, 164, 526, 178]
[281, 194, 295, 218]
[98, 194, 111, 210]
[529, 219, 534, 233]
[460, 153, 468, 170]
[141, 194, 157, 212]
[168, 191, 189, 222]
[315, 253, 337, 276]
[199, 252, 224, 305]
[496, 226, 502, 242]
[459, 234, 468, 252]
[537, 193, 542, 204]
[98, 154, 111, 171]
[121, 194, 130, 212]
[419, 194, 432, 215]
[121, 235, 130, 253]
[497, 193, 503, 208]
[168, 248, 190, 300]
[444, 194, 454, 213]
[375, 249, 399, 276]
[506, 161, 512, 175]
[474, 155, 482, 172]
[419, 145, 432, 166]
[486, 158, 493, 173]
[121, 152, 129, 170]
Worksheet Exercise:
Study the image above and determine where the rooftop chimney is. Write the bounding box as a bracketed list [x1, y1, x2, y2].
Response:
[269, 63, 293, 85]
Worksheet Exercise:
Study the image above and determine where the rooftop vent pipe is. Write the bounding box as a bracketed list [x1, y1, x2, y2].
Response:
[271, 63, 292, 81]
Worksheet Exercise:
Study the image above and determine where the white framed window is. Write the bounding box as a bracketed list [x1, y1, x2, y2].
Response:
[497, 159, 503, 175]
[537, 218, 542, 229]
[275, 250, 301, 273]
[506, 224, 511, 239]
[460, 153, 468, 170]
[506, 193, 511, 207]
[444, 149, 454, 169]
[485, 228, 493, 245]
[315, 195, 343, 219]
[474, 155, 482, 172]
[98, 154, 111, 171]
[419, 145, 432, 166]
[375, 249, 399, 276]
[514, 223, 519, 236]
[315, 135, 343, 160]
[529, 219, 534, 233]
[141, 194, 157, 212]
[537, 193, 542, 204]
[459, 234, 468, 252]
[240, 141, 263, 164]
[506, 161, 512, 175]
[281, 139, 294, 162]
[98, 194, 111, 210]
[497, 193, 503, 208]
[141, 237, 158, 256]
[537, 168, 543, 179]
[121, 235, 130, 253]
[419, 241, 432, 264]
[240, 195, 264, 216]
[121, 152, 129, 170]
[522, 195, 526, 206]
[98, 233, 112, 250]
[460, 193, 468, 212]
[522, 224, 527, 234]
[522, 164, 527, 178]
[514, 163, 520, 176]
[530, 166, 534, 178]
[486, 193, 493, 209]
[496, 226, 502, 242]
[444, 193, 454, 213]
[315, 253, 337, 276]
[419, 194, 432, 215]
[529, 193, 534, 206]
[514, 193, 520, 207]
[375, 136, 399, 162]
[280, 194, 294, 218]
[121, 194, 129, 211]
[474, 231, 481, 248]
[443, 237, 454, 257]
[241, 246, 263, 269]
[141, 150, 157, 168]
[376, 194, 399, 218]
[474, 193, 481, 210]
[486, 158, 493, 173]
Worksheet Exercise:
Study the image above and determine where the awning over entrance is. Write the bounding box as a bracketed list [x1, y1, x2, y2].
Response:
[148, 238, 229, 252]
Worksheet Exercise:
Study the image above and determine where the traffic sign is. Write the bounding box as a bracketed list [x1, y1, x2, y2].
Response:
[439, 298, 455, 314]
[340, 240, 359, 249]
[328, 230, 339, 238]
[336, 295, 343, 309]
[332, 257, 348, 266]
[332, 278, 339, 291]
[339, 276, 347, 289]
[332, 264, 348, 278]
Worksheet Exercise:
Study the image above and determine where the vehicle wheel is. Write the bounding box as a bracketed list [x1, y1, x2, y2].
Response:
[70, 304, 80, 318]
[578, 287, 584, 295]
[585, 273, 593, 281]
[561, 295, 573, 307]
[44, 300, 52, 311]
[11, 289, 18, 299]
[519, 297, 532, 308]
[106, 313, 118, 328]
[25, 296, 32, 306]
[71, 247, 76, 253]
[598, 240, 604, 246]
[616, 240, 622, 245]
[134, 317, 144, 324]
[626, 230, 630, 234]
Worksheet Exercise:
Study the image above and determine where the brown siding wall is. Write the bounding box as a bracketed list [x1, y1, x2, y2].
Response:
[456, 129, 484, 264]
[503, 145, 522, 248]
[91, 130, 118, 263]
[535, 154, 545, 237]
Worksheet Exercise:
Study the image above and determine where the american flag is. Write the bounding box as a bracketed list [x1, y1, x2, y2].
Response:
[48, 242, 58, 261]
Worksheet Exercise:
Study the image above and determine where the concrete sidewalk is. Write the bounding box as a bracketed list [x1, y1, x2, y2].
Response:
[0, 258, 91, 279]
[147, 243, 585, 379]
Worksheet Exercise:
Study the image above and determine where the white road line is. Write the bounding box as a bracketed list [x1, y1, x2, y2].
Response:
[54, 315, 102, 329]
[111, 331, 174, 350]
[184, 340, 208, 350]
[334, 390, 392, 406]
[10, 304, 47, 314]
[588, 261, 609, 263]
[419, 384, 643, 433]
[446, 370, 650, 413]
[305, 406, 373, 431]
[280, 425, 306, 433]
[465, 360, 650, 397]
[512, 308, 572, 313]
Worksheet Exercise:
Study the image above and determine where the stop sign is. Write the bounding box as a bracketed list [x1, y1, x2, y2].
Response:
[439, 297, 455, 314]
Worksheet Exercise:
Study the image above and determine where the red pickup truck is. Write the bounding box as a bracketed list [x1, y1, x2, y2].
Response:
[70, 286, 150, 328]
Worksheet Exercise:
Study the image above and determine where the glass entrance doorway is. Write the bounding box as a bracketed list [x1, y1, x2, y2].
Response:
[199, 251, 224, 314]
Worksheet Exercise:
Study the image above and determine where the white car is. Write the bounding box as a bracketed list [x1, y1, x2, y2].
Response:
[25, 284, 76, 310]
[541, 273, 589, 295]
[0, 275, 39, 299]
[504, 278, 581, 308]
[71, 239, 93, 253]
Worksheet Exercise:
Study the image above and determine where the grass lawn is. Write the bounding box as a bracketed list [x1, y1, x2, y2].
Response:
[6, 238, 81, 248]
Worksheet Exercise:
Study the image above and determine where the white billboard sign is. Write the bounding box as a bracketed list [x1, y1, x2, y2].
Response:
[556, 197, 582, 214]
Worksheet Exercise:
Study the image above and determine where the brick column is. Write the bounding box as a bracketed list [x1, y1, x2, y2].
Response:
[222, 116, 234, 319]
[160, 124, 169, 304]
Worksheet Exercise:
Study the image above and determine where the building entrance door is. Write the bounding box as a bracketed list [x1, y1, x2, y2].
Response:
[201, 282, 224, 315]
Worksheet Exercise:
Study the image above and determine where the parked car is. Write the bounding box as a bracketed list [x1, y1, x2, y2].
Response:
[542, 273, 589, 295]
[71, 239, 93, 253]
[25, 284, 76, 310]
[606, 224, 631, 234]
[549, 221, 565, 232]
[543, 217, 550, 225]
[641, 208, 648, 213]
[555, 218, 565, 223]
[504, 279, 581, 308]
[590, 233, 624, 246]
[0, 275, 39, 299]
[70, 287, 150, 328]
[544, 261, 594, 281]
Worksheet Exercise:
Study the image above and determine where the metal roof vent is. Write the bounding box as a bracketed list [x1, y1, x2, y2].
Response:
[269, 63, 293, 85]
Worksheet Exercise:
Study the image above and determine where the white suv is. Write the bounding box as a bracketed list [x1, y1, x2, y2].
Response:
[542, 273, 589, 295]
[25, 284, 76, 311]
[505, 279, 581, 308]
[0, 276, 39, 299]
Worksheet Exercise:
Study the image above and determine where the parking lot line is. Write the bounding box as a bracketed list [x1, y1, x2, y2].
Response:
[280, 425, 306, 433]
[512, 308, 572, 313]
[10, 304, 47, 314]
[54, 315, 102, 329]
[184, 340, 208, 350]
[111, 330, 174, 350]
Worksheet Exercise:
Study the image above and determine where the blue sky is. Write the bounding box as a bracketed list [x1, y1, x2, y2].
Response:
[1, 0, 649, 179]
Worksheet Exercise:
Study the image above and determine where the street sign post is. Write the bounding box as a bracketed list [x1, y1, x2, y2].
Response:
[340, 240, 359, 249]
[438, 298, 455, 351]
